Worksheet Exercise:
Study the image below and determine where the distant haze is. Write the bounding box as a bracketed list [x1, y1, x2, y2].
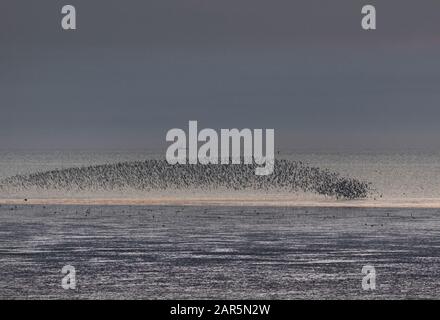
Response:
[1, 0, 440, 150]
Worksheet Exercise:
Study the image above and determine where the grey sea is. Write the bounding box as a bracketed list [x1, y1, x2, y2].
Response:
[1, 150, 440, 299]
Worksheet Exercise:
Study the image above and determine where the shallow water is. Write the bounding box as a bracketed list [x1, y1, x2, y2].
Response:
[1, 204, 439, 299]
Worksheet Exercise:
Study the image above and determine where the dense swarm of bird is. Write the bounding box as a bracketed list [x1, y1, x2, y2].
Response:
[0, 160, 371, 199]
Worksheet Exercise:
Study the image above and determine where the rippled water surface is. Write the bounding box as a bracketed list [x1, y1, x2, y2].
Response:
[1, 205, 439, 299]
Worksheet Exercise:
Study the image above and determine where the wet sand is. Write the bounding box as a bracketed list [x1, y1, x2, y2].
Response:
[3, 197, 440, 208]
[1, 204, 440, 299]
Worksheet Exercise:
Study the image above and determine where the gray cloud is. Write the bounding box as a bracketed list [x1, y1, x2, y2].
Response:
[1, 0, 440, 150]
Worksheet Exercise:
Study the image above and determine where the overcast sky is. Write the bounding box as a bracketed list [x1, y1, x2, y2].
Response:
[1, 0, 440, 150]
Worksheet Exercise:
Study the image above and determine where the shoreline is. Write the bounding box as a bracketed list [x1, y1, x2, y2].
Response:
[1, 197, 440, 208]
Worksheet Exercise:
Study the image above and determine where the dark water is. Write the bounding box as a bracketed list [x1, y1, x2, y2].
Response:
[1, 204, 440, 299]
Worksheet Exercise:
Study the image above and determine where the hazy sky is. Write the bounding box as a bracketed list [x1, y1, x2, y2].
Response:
[1, 0, 440, 150]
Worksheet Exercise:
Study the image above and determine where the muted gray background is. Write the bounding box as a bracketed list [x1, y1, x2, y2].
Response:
[1, 0, 439, 150]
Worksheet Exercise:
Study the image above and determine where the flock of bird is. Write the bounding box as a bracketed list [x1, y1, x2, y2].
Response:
[0, 159, 371, 199]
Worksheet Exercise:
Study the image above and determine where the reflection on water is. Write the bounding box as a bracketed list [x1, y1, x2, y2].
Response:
[1, 205, 440, 299]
